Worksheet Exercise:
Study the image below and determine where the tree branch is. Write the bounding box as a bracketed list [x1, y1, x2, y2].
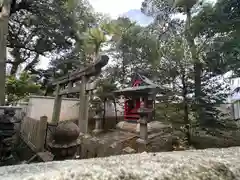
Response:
[7, 43, 45, 55]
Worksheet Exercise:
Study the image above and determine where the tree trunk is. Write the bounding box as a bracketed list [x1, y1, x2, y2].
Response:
[185, 9, 202, 124]
[0, 21, 7, 105]
[0, 0, 11, 105]
[10, 62, 19, 75]
[24, 54, 40, 72]
[181, 70, 190, 145]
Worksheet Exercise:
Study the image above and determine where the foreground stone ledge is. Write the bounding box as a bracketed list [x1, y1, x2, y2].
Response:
[1, 147, 240, 180]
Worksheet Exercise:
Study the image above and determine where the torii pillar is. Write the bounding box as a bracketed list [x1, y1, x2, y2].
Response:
[79, 75, 90, 134]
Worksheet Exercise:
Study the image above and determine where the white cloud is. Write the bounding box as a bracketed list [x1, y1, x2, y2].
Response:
[88, 0, 144, 18]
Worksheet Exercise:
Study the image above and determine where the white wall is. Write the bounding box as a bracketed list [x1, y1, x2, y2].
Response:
[26, 96, 125, 122]
[27, 96, 80, 122]
[229, 77, 240, 103]
[105, 98, 124, 117]
[229, 78, 240, 119]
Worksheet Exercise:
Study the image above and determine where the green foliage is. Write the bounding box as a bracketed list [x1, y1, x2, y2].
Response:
[82, 21, 118, 56]
[95, 78, 118, 100]
[191, 0, 240, 76]
[7, 0, 96, 76]
[6, 72, 41, 104]
[66, 0, 117, 63]
[155, 103, 185, 123]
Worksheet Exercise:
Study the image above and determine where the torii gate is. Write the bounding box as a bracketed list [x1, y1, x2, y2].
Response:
[51, 55, 109, 133]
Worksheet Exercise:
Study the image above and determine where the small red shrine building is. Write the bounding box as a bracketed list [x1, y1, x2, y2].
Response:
[113, 73, 161, 122]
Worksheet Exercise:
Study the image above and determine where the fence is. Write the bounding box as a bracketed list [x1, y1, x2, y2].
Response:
[20, 116, 48, 152]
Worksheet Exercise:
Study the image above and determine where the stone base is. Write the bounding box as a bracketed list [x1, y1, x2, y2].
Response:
[136, 138, 148, 153]
[93, 129, 103, 135]
[116, 121, 172, 134]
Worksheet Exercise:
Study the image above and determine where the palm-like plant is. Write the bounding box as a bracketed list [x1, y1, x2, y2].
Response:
[82, 22, 117, 62]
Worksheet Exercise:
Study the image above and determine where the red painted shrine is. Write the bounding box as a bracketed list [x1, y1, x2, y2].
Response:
[113, 73, 160, 122]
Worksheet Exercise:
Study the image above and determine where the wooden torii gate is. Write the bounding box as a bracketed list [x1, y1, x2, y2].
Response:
[51, 55, 109, 133]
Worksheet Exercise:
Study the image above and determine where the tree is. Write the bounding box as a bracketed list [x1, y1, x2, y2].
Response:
[141, 0, 229, 126]
[108, 17, 165, 88]
[168, 0, 204, 125]
[7, 0, 83, 76]
[6, 72, 41, 104]
[191, 0, 240, 76]
[5, 0, 98, 97]
[47, 1, 110, 79]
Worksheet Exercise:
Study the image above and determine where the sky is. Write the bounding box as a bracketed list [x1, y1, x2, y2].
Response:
[88, 0, 154, 26]
[88, 0, 146, 19]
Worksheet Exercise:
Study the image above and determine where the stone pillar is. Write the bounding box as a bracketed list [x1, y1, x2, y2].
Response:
[51, 84, 62, 125]
[79, 76, 89, 134]
[93, 114, 103, 135]
[84, 91, 90, 129]
[136, 102, 152, 153]
[139, 117, 148, 141]
[136, 115, 148, 153]
[67, 81, 73, 96]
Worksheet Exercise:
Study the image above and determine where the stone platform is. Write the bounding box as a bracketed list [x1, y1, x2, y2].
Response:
[1, 147, 240, 179]
[80, 130, 138, 158]
[116, 121, 172, 133]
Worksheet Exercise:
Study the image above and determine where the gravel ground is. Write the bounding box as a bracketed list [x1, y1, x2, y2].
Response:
[1, 147, 240, 180]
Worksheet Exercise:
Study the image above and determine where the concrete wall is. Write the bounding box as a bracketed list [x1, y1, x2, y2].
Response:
[26, 96, 80, 122]
[25, 96, 125, 122]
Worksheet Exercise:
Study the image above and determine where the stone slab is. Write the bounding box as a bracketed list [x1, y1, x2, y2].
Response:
[1, 147, 240, 179]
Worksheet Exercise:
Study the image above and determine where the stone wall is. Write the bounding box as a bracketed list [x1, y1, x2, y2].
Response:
[0, 106, 25, 119]
[1, 147, 240, 179]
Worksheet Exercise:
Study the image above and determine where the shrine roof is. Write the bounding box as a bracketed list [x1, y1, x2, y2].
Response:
[113, 85, 161, 96]
[112, 73, 167, 97]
